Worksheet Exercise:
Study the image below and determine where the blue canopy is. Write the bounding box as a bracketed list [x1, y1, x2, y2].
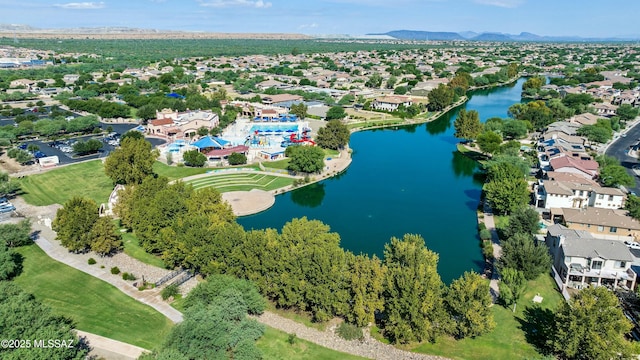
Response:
[191, 136, 230, 149]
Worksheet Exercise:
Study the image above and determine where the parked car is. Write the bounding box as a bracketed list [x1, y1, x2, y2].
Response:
[18, 143, 27, 150]
[34, 151, 46, 158]
[0, 204, 15, 213]
[624, 241, 640, 250]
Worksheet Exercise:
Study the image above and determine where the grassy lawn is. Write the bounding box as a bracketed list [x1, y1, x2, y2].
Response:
[347, 118, 405, 130]
[323, 148, 340, 157]
[262, 158, 290, 170]
[19, 160, 113, 206]
[185, 173, 294, 193]
[153, 161, 261, 181]
[266, 301, 326, 331]
[121, 231, 166, 269]
[13, 245, 174, 349]
[257, 326, 368, 360]
[456, 143, 489, 163]
[412, 274, 564, 360]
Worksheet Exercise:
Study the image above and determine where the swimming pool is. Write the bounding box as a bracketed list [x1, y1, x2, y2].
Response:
[249, 124, 299, 134]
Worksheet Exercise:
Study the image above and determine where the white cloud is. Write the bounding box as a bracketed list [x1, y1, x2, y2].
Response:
[473, 0, 524, 8]
[198, 0, 272, 8]
[298, 23, 319, 29]
[54, 2, 105, 9]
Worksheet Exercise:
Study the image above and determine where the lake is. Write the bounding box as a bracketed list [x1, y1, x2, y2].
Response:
[239, 78, 526, 283]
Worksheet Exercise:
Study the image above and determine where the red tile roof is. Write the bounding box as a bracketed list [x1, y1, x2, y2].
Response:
[149, 118, 174, 126]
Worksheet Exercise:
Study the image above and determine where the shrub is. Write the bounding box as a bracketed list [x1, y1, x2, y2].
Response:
[479, 229, 492, 241]
[336, 322, 364, 341]
[478, 222, 487, 231]
[161, 284, 180, 300]
[483, 240, 494, 261]
[87, 258, 96, 265]
[110, 266, 120, 275]
[122, 272, 136, 281]
[287, 333, 297, 345]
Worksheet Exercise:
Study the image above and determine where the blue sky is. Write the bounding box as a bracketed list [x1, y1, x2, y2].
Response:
[1, 0, 639, 37]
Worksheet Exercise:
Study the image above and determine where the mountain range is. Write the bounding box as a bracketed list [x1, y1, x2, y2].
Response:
[370, 30, 640, 42]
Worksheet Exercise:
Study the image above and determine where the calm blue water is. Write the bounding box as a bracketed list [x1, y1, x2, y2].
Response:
[239, 78, 526, 283]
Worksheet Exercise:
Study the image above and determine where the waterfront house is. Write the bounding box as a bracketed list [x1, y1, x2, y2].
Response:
[556, 207, 640, 239]
[371, 96, 413, 112]
[545, 224, 636, 292]
[549, 156, 599, 180]
[534, 180, 625, 209]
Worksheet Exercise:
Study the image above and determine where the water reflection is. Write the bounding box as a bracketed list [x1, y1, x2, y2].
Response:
[451, 150, 478, 177]
[290, 183, 326, 208]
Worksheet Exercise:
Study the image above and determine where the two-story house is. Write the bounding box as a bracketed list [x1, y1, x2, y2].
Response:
[371, 96, 413, 112]
[534, 180, 625, 209]
[545, 224, 636, 292]
[557, 207, 640, 239]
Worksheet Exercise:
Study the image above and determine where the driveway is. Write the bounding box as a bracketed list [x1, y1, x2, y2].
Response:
[605, 121, 640, 194]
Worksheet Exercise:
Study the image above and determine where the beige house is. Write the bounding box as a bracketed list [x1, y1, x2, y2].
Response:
[558, 207, 640, 239]
[371, 96, 413, 112]
[147, 109, 219, 139]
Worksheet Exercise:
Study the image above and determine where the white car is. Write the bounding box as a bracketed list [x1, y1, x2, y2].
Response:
[625, 241, 640, 250]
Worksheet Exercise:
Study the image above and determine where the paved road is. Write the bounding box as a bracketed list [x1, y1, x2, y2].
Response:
[604, 119, 640, 194]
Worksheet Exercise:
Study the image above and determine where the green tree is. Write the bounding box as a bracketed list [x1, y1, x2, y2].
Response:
[0, 171, 20, 197]
[381, 234, 447, 344]
[89, 216, 123, 256]
[551, 286, 634, 360]
[365, 73, 383, 88]
[499, 233, 550, 280]
[453, 109, 483, 140]
[522, 76, 545, 91]
[427, 84, 455, 112]
[290, 102, 308, 119]
[484, 162, 529, 215]
[184, 274, 265, 315]
[285, 146, 325, 173]
[0, 244, 19, 280]
[52, 197, 99, 253]
[104, 137, 159, 185]
[0, 219, 32, 247]
[501, 119, 529, 139]
[227, 152, 247, 165]
[445, 271, 494, 339]
[182, 150, 207, 167]
[316, 120, 350, 150]
[0, 282, 89, 360]
[498, 267, 526, 306]
[617, 104, 640, 121]
[625, 194, 640, 220]
[326, 106, 347, 121]
[14, 149, 33, 165]
[508, 100, 554, 130]
[72, 138, 103, 155]
[503, 207, 540, 239]
[476, 131, 503, 154]
[599, 163, 634, 187]
[576, 125, 612, 143]
[345, 253, 385, 327]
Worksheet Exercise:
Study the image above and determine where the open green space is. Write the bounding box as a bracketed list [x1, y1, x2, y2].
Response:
[185, 172, 294, 193]
[19, 160, 113, 206]
[412, 274, 564, 360]
[257, 326, 368, 360]
[153, 161, 262, 181]
[262, 158, 290, 170]
[13, 244, 174, 349]
[121, 231, 166, 269]
[456, 143, 489, 163]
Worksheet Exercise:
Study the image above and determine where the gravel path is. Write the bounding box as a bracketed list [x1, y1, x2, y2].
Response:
[255, 312, 450, 360]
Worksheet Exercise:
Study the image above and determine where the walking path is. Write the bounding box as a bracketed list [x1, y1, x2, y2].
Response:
[76, 330, 148, 360]
[255, 312, 449, 360]
[482, 203, 502, 303]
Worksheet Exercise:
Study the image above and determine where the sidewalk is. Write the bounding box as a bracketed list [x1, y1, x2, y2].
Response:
[482, 204, 502, 303]
[31, 221, 184, 324]
[76, 330, 148, 360]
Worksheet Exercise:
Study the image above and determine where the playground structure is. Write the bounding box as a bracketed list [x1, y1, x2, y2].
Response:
[280, 128, 315, 147]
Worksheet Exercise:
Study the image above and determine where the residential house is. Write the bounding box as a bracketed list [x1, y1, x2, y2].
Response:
[594, 103, 618, 117]
[410, 78, 450, 96]
[549, 156, 599, 180]
[545, 224, 636, 291]
[262, 94, 303, 106]
[371, 96, 413, 112]
[534, 180, 625, 209]
[558, 207, 640, 239]
[568, 113, 602, 126]
[147, 109, 219, 139]
[62, 74, 80, 85]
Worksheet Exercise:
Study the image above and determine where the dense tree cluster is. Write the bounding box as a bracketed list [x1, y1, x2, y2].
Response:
[483, 161, 530, 215]
[597, 155, 635, 188]
[427, 84, 455, 112]
[285, 145, 325, 173]
[453, 109, 483, 141]
[0, 171, 20, 197]
[315, 120, 350, 150]
[52, 197, 122, 255]
[104, 137, 159, 185]
[0, 282, 89, 360]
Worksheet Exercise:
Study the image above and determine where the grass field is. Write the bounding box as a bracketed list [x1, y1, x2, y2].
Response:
[262, 158, 290, 170]
[153, 161, 261, 181]
[185, 172, 294, 193]
[257, 326, 368, 360]
[121, 231, 166, 269]
[412, 275, 564, 360]
[13, 245, 174, 349]
[19, 160, 113, 206]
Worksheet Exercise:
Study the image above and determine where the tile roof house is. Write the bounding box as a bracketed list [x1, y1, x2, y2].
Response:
[534, 180, 625, 209]
[371, 96, 413, 111]
[544, 224, 636, 293]
[147, 109, 219, 139]
[549, 156, 599, 180]
[558, 207, 640, 239]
